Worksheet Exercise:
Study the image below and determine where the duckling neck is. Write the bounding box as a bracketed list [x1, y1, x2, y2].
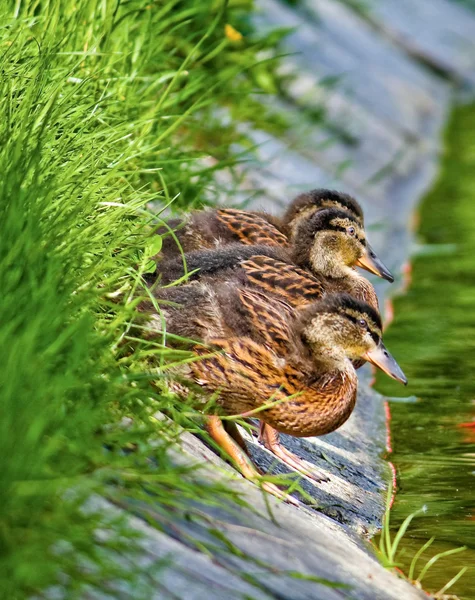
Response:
[307, 339, 351, 374]
[347, 269, 379, 310]
[326, 267, 379, 311]
[296, 318, 350, 370]
[303, 246, 355, 280]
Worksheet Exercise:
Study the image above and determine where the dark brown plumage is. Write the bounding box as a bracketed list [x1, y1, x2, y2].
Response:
[143, 288, 406, 500]
[155, 188, 368, 259]
[155, 206, 289, 261]
[149, 209, 380, 312]
[146, 208, 387, 478]
[145, 195, 394, 494]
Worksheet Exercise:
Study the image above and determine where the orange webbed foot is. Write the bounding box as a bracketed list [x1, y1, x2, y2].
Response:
[206, 416, 300, 506]
[259, 422, 330, 484]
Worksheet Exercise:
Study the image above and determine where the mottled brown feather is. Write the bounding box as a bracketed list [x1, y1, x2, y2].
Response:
[237, 288, 294, 354]
[240, 255, 325, 308]
[216, 208, 289, 247]
[191, 336, 357, 437]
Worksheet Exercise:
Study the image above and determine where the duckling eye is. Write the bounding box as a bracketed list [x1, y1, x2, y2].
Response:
[358, 318, 367, 328]
[347, 226, 356, 236]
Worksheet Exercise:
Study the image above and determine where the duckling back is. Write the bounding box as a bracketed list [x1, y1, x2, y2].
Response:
[155, 208, 288, 261]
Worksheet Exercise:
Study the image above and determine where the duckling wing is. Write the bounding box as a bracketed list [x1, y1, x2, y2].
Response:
[241, 255, 325, 307]
[237, 288, 294, 354]
[191, 337, 302, 416]
[155, 244, 287, 285]
[216, 209, 289, 247]
[191, 337, 356, 437]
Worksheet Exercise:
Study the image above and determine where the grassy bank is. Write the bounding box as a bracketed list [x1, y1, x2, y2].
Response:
[0, 1, 287, 596]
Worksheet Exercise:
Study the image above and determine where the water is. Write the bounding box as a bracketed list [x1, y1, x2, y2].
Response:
[375, 105, 475, 599]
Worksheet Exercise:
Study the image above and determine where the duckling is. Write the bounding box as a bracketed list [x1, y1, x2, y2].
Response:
[143, 288, 406, 501]
[152, 208, 384, 311]
[148, 208, 388, 477]
[155, 189, 392, 282]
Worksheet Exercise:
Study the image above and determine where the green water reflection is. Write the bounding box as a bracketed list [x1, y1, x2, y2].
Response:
[376, 105, 475, 599]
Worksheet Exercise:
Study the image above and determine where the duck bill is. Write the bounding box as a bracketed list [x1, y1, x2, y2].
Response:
[363, 343, 407, 385]
[355, 243, 394, 282]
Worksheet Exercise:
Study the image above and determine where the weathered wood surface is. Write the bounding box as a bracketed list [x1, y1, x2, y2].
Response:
[365, 0, 475, 86]
[102, 1, 475, 598]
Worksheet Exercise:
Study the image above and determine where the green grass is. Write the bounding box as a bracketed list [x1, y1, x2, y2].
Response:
[374, 484, 467, 596]
[0, 1, 291, 597]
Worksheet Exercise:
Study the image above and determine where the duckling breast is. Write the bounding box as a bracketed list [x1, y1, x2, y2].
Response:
[261, 370, 358, 438]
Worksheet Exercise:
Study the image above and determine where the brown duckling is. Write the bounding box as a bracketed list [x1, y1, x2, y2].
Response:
[150, 208, 383, 311]
[148, 208, 387, 477]
[144, 288, 406, 501]
[155, 189, 392, 282]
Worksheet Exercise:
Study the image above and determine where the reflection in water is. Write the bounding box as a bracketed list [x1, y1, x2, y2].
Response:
[375, 105, 475, 599]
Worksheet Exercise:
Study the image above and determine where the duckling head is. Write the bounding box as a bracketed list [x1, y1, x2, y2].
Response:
[284, 189, 364, 241]
[292, 208, 394, 282]
[299, 293, 407, 384]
